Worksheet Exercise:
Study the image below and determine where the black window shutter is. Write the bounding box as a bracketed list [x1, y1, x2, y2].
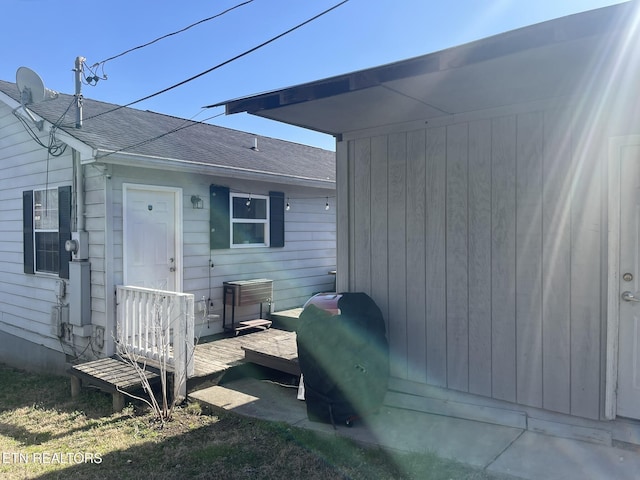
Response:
[23, 191, 34, 274]
[58, 186, 72, 279]
[210, 185, 230, 249]
[269, 191, 285, 248]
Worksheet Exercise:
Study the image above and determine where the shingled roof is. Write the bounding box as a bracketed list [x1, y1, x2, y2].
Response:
[0, 79, 335, 185]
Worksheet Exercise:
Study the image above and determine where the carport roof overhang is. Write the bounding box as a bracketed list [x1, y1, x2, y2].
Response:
[210, 3, 632, 137]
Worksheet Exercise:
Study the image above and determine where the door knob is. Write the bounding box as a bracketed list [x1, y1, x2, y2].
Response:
[622, 291, 640, 302]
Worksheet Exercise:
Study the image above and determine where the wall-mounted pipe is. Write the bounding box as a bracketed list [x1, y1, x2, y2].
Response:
[73, 148, 85, 232]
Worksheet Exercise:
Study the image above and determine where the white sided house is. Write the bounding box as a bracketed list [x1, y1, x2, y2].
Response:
[217, 3, 640, 445]
[0, 78, 335, 376]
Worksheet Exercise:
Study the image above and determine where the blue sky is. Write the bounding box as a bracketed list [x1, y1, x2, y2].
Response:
[0, 0, 626, 151]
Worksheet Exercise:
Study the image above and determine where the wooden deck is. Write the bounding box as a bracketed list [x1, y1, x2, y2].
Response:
[191, 327, 298, 383]
[68, 308, 302, 407]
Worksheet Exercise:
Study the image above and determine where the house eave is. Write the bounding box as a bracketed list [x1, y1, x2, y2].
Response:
[210, 3, 632, 136]
[0, 90, 95, 158]
[87, 150, 335, 190]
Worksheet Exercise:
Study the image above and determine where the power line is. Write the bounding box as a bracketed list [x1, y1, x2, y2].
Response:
[95, 1, 255, 69]
[12, 98, 75, 156]
[82, 0, 350, 123]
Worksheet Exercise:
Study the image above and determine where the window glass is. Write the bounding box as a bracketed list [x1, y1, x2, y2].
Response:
[233, 223, 265, 245]
[230, 194, 269, 246]
[35, 232, 59, 273]
[34, 189, 58, 230]
[33, 189, 59, 274]
[232, 197, 267, 219]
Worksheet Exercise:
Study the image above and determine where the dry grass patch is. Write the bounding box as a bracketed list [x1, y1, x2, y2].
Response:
[0, 364, 504, 479]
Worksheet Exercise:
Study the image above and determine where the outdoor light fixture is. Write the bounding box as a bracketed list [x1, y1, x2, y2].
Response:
[191, 195, 203, 209]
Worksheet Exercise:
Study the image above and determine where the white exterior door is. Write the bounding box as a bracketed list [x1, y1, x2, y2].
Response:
[617, 141, 640, 419]
[123, 184, 182, 292]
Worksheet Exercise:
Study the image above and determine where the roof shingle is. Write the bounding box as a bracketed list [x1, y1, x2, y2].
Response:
[0, 79, 335, 184]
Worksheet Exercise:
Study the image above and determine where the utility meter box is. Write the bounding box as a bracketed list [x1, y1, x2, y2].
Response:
[69, 261, 91, 327]
[65, 231, 89, 261]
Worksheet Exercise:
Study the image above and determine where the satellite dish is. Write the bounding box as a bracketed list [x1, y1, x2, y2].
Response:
[16, 66, 58, 105]
[14, 67, 58, 131]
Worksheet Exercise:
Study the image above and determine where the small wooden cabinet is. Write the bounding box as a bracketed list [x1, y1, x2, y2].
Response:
[222, 279, 273, 334]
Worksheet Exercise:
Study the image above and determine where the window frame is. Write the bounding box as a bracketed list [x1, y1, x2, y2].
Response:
[229, 192, 270, 248]
[23, 185, 72, 279]
[33, 188, 60, 275]
[209, 185, 285, 250]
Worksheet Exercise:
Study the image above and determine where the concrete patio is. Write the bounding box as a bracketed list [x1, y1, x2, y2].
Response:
[191, 374, 640, 480]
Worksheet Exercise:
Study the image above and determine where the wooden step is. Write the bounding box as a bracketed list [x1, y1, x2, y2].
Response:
[69, 356, 162, 412]
[228, 318, 272, 335]
[270, 308, 302, 331]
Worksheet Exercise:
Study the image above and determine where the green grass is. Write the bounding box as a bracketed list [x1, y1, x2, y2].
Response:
[0, 364, 505, 479]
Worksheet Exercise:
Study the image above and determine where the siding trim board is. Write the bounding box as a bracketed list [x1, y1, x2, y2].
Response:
[606, 137, 623, 421]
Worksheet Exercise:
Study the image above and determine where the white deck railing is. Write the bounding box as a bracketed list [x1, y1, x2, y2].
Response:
[116, 285, 195, 401]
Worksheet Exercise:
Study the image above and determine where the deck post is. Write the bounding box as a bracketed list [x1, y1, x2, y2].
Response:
[112, 392, 125, 412]
[70, 376, 81, 398]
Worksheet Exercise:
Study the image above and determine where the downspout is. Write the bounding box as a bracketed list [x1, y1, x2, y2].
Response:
[68, 148, 91, 338]
[73, 148, 85, 232]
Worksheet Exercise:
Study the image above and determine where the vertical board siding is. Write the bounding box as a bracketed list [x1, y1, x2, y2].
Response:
[446, 123, 470, 392]
[425, 127, 447, 387]
[542, 109, 572, 414]
[347, 140, 356, 292]
[569, 114, 602, 419]
[406, 130, 427, 383]
[490, 115, 518, 403]
[344, 104, 605, 419]
[387, 132, 408, 379]
[515, 112, 544, 408]
[353, 138, 372, 295]
[468, 119, 493, 397]
[336, 140, 350, 293]
[370, 136, 390, 334]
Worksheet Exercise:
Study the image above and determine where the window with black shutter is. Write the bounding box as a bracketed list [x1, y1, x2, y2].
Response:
[23, 186, 72, 278]
[209, 185, 285, 249]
